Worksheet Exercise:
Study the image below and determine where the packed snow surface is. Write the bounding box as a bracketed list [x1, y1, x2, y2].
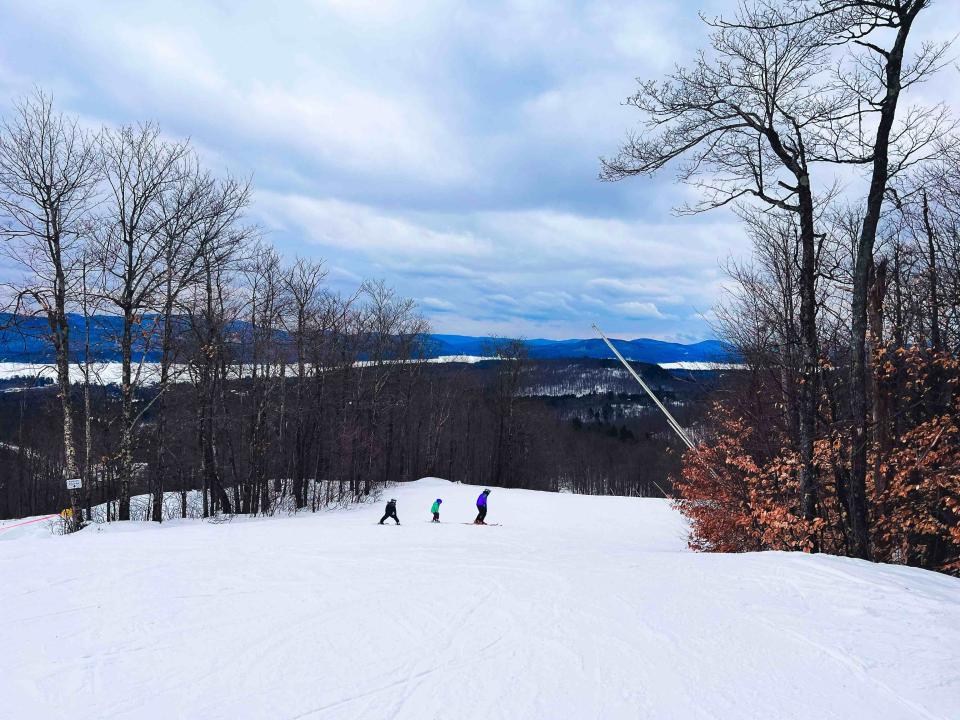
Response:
[2, 478, 958, 720]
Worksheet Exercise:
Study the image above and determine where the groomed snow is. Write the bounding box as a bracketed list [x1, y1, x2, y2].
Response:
[2, 478, 958, 719]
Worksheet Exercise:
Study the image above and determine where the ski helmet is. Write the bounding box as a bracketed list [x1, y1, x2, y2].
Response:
[390, 498, 396, 502]
[436, 498, 442, 503]
[483, 488, 491, 494]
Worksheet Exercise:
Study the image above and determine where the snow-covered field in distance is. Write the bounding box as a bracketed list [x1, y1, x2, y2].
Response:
[658, 361, 746, 370]
[0, 357, 494, 386]
[0, 361, 165, 385]
[0, 357, 740, 387]
[2, 478, 958, 720]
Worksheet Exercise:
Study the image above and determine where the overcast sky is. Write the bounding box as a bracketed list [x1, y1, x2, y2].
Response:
[1, 1, 956, 341]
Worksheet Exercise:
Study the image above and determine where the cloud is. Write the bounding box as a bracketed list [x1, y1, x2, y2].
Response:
[614, 301, 669, 320]
[238, 80, 471, 184]
[248, 186, 746, 337]
[486, 294, 520, 307]
[0, 0, 786, 341]
[587, 276, 722, 307]
[256, 193, 491, 260]
[420, 296, 456, 312]
[1, 2, 474, 187]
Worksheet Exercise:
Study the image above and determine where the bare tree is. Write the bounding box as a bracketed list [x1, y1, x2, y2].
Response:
[182, 190, 250, 517]
[0, 91, 100, 529]
[151, 165, 250, 521]
[96, 123, 190, 520]
[76, 246, 105, 520]
[239, 242, 286, 514]
[601, 3, 853, 539]
[717, 210, 805, 443]
[282, 257, 327, 508]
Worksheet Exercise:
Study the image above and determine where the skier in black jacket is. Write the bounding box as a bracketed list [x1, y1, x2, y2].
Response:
[379, 498, 400, 525]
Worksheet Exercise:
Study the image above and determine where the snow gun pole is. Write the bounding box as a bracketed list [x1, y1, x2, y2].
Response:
[592, 324, 722, 494]
[592, 324, 696, 452]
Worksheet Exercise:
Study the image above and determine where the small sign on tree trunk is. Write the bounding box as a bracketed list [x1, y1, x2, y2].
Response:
[66, 478, 82, 490]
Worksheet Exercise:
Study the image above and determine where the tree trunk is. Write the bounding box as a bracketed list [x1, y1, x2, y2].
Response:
[921, 190, 942, 353]
[118, 308, 134, 521]
[868, 260, 891, 498]
[796, 183, 819, 540]
[55, 314, 82, 530]
[847, 15, 914, 561]
[153, 292, 175, 522]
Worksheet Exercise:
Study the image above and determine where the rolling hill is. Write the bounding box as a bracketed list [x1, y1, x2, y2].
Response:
[0, 314, 734, 364]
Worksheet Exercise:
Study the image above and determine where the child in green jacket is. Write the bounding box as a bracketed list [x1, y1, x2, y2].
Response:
[431, 498, 442, 522]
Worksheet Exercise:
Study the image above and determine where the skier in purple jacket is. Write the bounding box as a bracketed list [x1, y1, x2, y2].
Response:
[474, 489, 491, 524]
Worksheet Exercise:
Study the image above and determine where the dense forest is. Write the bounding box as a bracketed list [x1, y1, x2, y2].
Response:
[0, 353, 714, 521]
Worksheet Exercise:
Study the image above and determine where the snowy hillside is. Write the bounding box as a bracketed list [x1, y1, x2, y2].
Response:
[2, 478, 958, 720]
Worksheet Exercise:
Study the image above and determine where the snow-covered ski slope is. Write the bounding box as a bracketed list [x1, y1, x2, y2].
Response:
[2, 478, 958, 720]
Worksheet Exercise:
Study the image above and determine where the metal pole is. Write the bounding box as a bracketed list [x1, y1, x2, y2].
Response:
[592, 324, 697, 450]
[592, 324, 724, 493]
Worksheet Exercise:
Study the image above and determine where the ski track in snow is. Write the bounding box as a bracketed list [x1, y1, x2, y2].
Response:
[1, 478, 959, 720]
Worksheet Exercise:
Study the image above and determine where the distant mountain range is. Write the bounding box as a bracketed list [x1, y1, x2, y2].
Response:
[0, 314, 735, 364]
[428, 334, 734, 364]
